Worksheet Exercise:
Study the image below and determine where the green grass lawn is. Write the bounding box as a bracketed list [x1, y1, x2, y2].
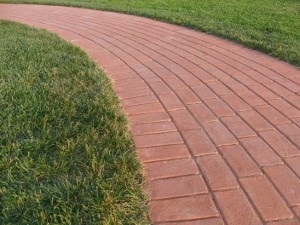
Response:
[0, 21, 149, 225]
[0, 0, 299, 66]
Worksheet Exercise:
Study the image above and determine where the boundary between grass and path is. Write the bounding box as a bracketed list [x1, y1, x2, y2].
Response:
[1, 4, 300, 225]
[0, 20, 150, 225]
[0, 0, 299, 67]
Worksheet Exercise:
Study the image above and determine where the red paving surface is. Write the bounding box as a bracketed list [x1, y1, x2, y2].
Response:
[1, 4, 300, 224]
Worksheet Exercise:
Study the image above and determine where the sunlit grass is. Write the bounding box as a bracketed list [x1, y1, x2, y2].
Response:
[0, 21, 149, 225]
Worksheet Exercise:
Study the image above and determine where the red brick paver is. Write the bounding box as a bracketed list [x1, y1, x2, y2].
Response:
[1, 4, 299, 224]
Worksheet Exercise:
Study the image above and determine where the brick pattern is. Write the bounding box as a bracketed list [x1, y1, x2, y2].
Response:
[196, 155, 239, 191]
[149, 195, 219, 223]
[159, 218, 225, 225]
[215, 189, 262, 225]
[1, 4, 299, 224]
[218, 145, 262, 177]
[147, 175, 208, 200]
[263, 165, 300, 206]
[240, 175, 293, 221]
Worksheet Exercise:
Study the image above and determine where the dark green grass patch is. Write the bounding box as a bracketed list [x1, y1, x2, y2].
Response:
[1, 0, 299, 66]
[0, 21, 149, 225]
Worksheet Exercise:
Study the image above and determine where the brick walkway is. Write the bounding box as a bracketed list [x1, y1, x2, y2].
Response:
[1, 4, 300, 225]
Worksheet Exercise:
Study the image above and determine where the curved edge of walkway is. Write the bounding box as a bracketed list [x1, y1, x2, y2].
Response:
[1, 4, 300, 225]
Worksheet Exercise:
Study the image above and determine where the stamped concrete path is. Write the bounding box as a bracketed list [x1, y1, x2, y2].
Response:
[1, 4, 300, 225]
